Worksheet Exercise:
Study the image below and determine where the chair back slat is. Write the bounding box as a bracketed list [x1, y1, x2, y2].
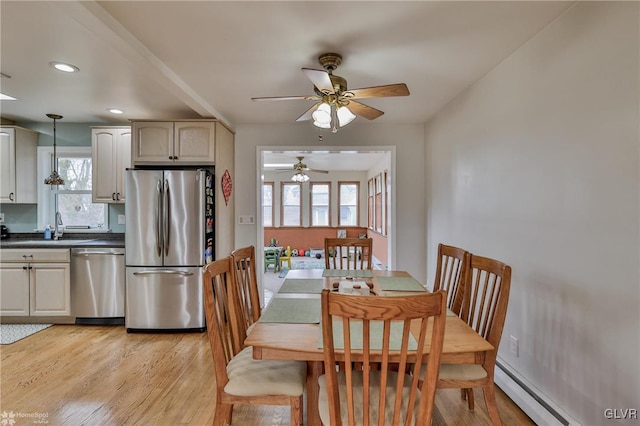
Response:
[320, 289, 447, 426]
[433, 243, 470, 316]
[230, 246, 262, 352]
[462, 254, 511, 371]
[202, 257, 238, 391]
[324, 237, 373, 270]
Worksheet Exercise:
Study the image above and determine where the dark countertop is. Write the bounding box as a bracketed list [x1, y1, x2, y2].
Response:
[0, 232, 125, 249]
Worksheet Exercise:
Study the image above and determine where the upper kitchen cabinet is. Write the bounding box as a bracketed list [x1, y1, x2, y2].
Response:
[0, 126, 39, 204]
[92, 127, 131, 203]
[131, 120, 220, 166]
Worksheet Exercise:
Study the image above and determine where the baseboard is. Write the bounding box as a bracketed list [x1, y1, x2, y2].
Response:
[495, 358, 581, 426]
[371, 255, 386, 270]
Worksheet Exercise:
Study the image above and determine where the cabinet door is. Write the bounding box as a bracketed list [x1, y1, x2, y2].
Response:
[92, 129, 118, 203]
[174, 122, 215, 165]
[0, 263, 30, 316]
[116, 129, 132, 202]
[92, 128, 131, 203]
[132, 122, 174, 165]
[30, 263, 71, 316]
[0, 128, 16, 203]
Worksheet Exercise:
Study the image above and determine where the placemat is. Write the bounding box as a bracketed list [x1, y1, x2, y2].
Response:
[259, 298, 320, 323]
[322, 269, 373, 278]
[377, 276, 426, 292]
[278, 278, 324, 294]
[318, 320, 417, 350]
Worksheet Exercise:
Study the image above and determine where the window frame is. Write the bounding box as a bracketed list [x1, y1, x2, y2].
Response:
[37, 146, 108, 231]
[309, 181, 331, 227]
[280, 182, 302, 227]
[338, 181, 359, 227]
[262, 181, 274, 227]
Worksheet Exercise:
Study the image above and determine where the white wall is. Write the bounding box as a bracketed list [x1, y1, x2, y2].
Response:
[234, 123, 425, 281]
[425, 2, 639, 423]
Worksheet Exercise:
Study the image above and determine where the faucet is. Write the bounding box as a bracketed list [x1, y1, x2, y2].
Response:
[54, 211, 63, 240]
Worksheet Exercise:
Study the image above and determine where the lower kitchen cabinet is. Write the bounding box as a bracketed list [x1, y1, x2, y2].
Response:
[0, 249, 71, 317]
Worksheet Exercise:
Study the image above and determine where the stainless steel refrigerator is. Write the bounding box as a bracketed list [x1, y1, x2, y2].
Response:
[125, 169, 214, 332]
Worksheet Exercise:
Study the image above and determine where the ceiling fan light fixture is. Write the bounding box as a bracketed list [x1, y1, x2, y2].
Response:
[312, 102, 331, 125]
[291, 171, 310, 183]
[337, 105, 356, 127]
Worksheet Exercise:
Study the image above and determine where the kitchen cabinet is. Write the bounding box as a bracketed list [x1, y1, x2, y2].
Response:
[0, 126, 39, 204]
[92, 126, 131, 203]
[0, 249, 71, 317]
[131, 121, 219, 166]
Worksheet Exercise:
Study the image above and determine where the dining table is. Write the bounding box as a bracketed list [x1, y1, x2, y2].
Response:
[245, 268, 494, 426]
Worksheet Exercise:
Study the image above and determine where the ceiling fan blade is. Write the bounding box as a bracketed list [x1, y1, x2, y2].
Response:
[307, 168, 329, 174]
[252, 95, 319, 101]
[348, 101, 384, 120]
[346, 83, 410, 99]
[296, 102, 321, 122]
[302, 68, 335, 94]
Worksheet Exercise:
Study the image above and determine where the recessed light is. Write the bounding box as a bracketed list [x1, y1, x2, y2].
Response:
[108, 108, 124, 114]
[0, 93, 16, 101]
[50, 62, 80, 73]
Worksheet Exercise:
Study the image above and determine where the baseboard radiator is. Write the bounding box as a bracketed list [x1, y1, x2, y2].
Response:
[371, 255, 386, 270]
[495, 358, 581, 426]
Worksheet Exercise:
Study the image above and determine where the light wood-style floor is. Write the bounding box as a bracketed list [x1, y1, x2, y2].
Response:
[1, 325, 534, 425]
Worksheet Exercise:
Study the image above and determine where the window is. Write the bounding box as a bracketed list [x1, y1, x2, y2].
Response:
[310, 182, 330, 226]
[38, 147, 107, 230]
[338, 182, 359, 226]
[263, 182, 274, 227]
[367, 178, 374, 230]
[281, 182, 301, 226]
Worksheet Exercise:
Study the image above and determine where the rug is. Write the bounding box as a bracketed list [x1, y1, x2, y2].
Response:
[0, 324, 53, 344]
[291, 259, 325, 270]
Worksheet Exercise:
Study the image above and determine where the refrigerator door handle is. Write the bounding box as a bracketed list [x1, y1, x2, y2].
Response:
[156, 180, 163, 257]
[132, 270, 194, 277]
[164, 179, 170, 257]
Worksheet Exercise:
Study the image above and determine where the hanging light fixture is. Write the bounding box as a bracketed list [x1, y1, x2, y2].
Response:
[291, 171, 310, 183]
[44, 114, 64, 186]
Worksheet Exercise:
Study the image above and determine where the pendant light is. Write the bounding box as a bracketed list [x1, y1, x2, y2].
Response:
[44, 113, 64, 185]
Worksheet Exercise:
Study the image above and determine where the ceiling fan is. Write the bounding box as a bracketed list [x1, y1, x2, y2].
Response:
[252, 53, 410, 133]
[277, 156, 329, 183]
[278, 156, 329, 174]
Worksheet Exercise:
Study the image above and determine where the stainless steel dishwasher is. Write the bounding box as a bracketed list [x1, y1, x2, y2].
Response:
[71, 248, 125, 325]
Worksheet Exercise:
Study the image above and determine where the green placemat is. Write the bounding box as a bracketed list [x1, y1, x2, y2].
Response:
[259, 298, 320, 323]
[322, 269, 373, 278]
[318, 320, 417, 350]
[447, 309, 457, 317]
[377, 276, 426, 292]
[278, 278, 324, 294]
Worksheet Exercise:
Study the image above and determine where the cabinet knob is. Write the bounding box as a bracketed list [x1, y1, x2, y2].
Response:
[174, 156, 178, 160]
[168, 156, 174, 160]
[112, 193, 116, 201]
[22, 266, 27, 270]
[9, 192, 14, 201]
[116, 192, 120, 201]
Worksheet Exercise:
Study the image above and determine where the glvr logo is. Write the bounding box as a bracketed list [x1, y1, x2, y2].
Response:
[604, 408, 638, 419]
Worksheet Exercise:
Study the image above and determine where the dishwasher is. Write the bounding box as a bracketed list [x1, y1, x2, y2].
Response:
[71, 248, 125, 325]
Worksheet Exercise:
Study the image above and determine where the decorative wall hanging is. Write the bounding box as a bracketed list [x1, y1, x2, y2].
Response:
[221, 169, 232, 206]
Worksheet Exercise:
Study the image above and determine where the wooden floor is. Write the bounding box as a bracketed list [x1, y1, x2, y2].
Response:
[1, 325, 534, 425]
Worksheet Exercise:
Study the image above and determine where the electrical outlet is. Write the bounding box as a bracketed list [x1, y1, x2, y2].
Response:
[510, 335, 519, 357]
[118, 215, 126, 225]
[0, 213, 4, 223]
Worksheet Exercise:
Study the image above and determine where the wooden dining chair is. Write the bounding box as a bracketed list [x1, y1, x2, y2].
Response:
[318, 289, 447, 426]
[436, 254, 512, 426]
[432, 243, 470, 317]
[324, 237, 373, 270]
[230, 245, 262, 352]
[203, 257, 306, 426]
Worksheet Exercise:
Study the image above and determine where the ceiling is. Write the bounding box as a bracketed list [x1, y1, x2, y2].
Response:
[0, 1, 572, 169]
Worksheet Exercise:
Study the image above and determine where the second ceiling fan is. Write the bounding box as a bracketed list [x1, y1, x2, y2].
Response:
[252, 53, 410, 133]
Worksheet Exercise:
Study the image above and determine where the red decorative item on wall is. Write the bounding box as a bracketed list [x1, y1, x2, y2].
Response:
[221, 169, 232, 206]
